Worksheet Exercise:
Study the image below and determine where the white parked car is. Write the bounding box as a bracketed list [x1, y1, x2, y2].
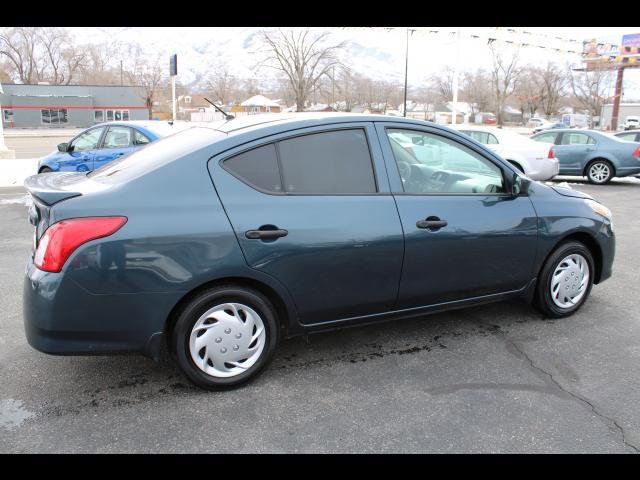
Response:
[623, 116, 640, 131]
[453, 125, 559, 181]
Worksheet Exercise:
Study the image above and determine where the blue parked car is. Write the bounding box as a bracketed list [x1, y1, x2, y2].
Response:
[531, 128, 640, 184]
[23, 113, 615, 389]
[37, 121, 187, 173]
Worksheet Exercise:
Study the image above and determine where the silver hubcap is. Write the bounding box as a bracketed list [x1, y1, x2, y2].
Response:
[550, 254, 590, 309]
[589, 163, 609, 182]
[189, 303, 266, 378]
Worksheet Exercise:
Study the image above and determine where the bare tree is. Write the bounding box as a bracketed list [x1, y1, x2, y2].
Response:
[538, 62, 567, 117]
[489, 44, 521, 126]
[204, 61, 236, 105]
[124, 46, 167, 119]
[460, 69, 492, 122]
[0, 27, 40, 84]
[258, 29, 344, 111]
[38, 28, 87, 85]
[78, 40, 123, 85]
[568, 62, 614, 119]
[513, 66, 543, 120]
[429, 66, 455, 103]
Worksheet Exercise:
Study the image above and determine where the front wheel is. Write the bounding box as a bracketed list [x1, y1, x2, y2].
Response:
[172, 285, 279, 390]
[586, 160, 613, 184]
[39, 167, 53, 174]
[534, 241, 594, 318]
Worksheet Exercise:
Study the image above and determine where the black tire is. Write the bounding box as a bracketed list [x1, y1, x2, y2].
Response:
[39, 167, 53, 174]
[585, 159, 614, 184]
[534, 241, 595, 318]
[172, 285, 279, 390]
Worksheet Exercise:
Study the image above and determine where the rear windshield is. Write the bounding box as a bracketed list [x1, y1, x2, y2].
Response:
[88, 127, 225, 184]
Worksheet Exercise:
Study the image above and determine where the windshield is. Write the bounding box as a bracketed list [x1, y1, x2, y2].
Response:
[87, 127, 225, 184]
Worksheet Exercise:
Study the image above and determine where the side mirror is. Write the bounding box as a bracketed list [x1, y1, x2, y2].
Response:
[511, 173, 530, 196]
[58, 142, 70, 152]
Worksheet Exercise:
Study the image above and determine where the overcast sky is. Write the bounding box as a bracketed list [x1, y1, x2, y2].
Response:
[73, 27, 640, 100]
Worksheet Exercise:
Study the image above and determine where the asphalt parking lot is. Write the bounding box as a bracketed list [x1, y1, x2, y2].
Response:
[1, 178, 639, 453]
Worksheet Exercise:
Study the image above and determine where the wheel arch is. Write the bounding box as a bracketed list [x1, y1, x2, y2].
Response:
[583, 157, 616, 177]
[540, 231, 603, 284]
[164, 275, 299, 350]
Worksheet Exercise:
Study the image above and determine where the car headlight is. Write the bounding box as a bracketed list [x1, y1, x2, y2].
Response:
[585, 198, 612, 222]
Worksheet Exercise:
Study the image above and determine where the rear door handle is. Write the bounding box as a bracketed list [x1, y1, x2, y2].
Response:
[416, 217, 448, 231]
[245, 228, 288, 240]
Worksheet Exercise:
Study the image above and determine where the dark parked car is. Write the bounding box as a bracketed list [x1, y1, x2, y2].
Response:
[23, 113, 615, 389]
[615, 129, 640, 143]
[531, 128, 640, 184]
[37, 121, 190, 173]
[533, 122, 566, 134]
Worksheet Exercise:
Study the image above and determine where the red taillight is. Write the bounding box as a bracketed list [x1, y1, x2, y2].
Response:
[33, 216, 127, 272]
[548, 147, 555, 159]
[633, 146, 640, 157]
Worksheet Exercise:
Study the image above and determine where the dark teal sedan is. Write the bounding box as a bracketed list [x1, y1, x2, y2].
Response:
[23, 113, 615, 389]
[531, 128, 640, 184]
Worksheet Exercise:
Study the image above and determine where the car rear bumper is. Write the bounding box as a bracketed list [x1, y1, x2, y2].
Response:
[23, 256, 178, 357]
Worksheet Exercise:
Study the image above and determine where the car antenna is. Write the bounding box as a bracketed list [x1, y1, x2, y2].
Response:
[204, 97, 235, 120]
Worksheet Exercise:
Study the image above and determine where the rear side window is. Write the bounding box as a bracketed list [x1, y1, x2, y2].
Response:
[224, 144, 282, 192]
[222, 129, 377, 195]
[533, 132, 558, 144]
[277, 129, 376, 194]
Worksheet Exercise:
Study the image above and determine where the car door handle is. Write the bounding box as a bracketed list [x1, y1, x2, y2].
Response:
[416, 217, 448, 231]
[245, 228, 288, 240]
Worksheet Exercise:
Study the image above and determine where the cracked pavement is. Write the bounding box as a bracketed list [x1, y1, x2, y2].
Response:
[1, 178, 639, 453]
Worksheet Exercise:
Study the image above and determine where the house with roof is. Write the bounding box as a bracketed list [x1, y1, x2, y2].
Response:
[231, 95, 282, 115]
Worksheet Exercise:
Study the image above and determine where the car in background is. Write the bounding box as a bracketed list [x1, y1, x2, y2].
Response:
[531, 128, 640, 184]
[623, 116, 640, 131]
[533, 122, 566, 134]
[37, 121, 191, 173]
[23, 113, 614, 389]
[453, 125, 559, 181]
[527, 117, 548, 129]
[615, 129, 640, 142]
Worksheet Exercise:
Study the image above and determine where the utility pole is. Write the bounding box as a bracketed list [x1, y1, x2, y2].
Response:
[403, 28, 409, 117]
[611, 67, 625, 130]
[451, 28, 461, 125]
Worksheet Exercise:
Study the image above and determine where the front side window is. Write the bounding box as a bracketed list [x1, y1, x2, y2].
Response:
[103, 126, 132, 149]
[387, 128, 505, 195]
[277, 129, 376, 194]
[70, 127, 105, 151]
[560, 133, 596, 145]
[462, 130, 489, 144]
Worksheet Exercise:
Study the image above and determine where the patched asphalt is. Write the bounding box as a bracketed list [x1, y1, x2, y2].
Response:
[1, 178, 639, 453]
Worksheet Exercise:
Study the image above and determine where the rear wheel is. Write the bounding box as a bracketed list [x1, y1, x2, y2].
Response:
[534, 241, 594, 318]
[586, 160, 613, 184]
[172, 285, 279, 390]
